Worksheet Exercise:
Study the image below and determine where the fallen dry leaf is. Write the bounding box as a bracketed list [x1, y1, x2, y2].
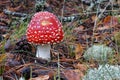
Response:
[62, 69, 84, 80]
[91, 15, 98, 22]
[97, 16, 119, 30]
[29, 75, 49, 80]
[74, 63, 88, 72]
[73, 25, 84, 32]
[75, 43, 83, 59]
[0, 53, 7, 63]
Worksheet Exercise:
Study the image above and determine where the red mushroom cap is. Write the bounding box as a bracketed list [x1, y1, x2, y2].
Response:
[26, 11, 64, 44]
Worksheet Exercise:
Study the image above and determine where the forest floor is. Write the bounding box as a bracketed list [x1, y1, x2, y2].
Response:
[0, 0, 120, 80]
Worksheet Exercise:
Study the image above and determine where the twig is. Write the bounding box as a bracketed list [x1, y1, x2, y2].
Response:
[3, 9, 27, 17]
[0, 18, 9, 25]
[10, 0, 15, 7]
[97, 2, 111, 19]
[23, 0, 29, 7]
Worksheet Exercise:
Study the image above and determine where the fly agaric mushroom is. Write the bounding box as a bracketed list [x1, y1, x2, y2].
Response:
[26, 11, 64, 61]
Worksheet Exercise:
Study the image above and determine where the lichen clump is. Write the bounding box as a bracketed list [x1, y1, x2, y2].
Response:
[83, 64, 120, 80]
[83, 45, 114, 62]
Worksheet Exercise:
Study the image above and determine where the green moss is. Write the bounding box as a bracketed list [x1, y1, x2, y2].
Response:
[0, 40, 6, 54]
[118, 16, 120, 23]
[114, 32, 120, 46]
[10, 20, 28, 40]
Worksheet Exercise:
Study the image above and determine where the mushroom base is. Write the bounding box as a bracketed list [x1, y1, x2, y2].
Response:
[36, 44, 51, 61]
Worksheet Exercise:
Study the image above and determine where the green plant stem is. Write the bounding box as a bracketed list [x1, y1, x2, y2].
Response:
[57, 53, 60, 80]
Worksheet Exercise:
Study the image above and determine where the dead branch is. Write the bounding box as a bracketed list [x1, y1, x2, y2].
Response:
[3, 9, 27, 17]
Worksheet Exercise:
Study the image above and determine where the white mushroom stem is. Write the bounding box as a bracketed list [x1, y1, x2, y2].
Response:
[36, 44, 51, 61]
